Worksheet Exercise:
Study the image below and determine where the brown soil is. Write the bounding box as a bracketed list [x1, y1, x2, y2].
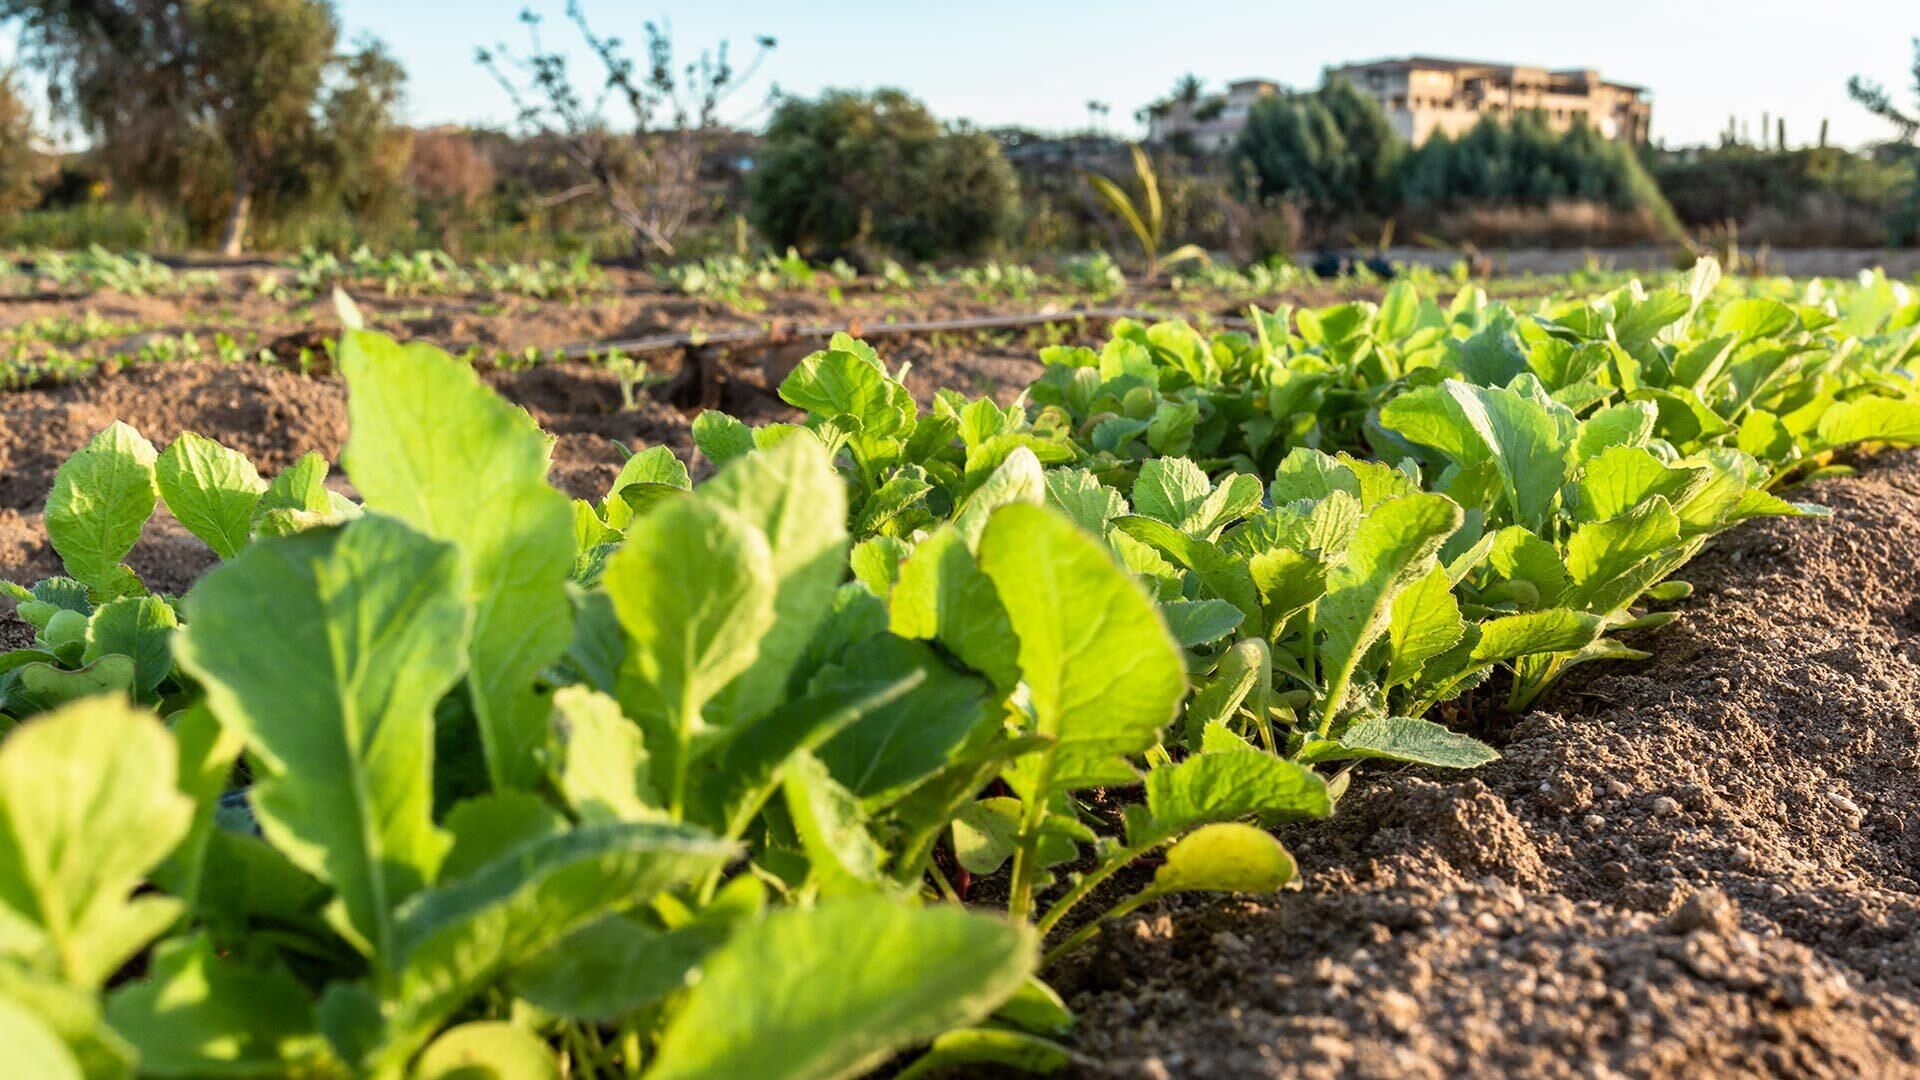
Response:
[1056, 448, 1920, 1078]
[1, 267, 1308, 384]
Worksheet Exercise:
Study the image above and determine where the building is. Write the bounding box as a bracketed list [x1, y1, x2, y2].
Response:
[1143, 79, 1280, 153]
[1330, 57, 1652, 146]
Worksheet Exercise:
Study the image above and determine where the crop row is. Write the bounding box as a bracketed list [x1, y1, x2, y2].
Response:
[1, 260, 1917, 1078]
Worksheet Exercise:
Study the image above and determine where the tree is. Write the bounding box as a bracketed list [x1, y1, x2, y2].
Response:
[1850, 37, 1920, 244]
[0, 67, 45, 215]
[748, 88, 1018, 259]
[1231, 77, 1401, 238]
[193, 0, 336, 253]
[479, 3, 774, 257]
[1, 0, 402, 253]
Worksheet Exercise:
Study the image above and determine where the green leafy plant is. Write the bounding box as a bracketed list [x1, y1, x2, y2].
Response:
[1087, 145, 1207, 282]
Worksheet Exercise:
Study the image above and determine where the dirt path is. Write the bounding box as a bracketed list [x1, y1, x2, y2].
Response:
[1056, 449, 1920, 1078]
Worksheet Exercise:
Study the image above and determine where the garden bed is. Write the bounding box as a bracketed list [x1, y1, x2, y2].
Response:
[6, 377, 1919, 1080]
[1060, 449, 1920, 1077]
[3, 265, 1918, 1077]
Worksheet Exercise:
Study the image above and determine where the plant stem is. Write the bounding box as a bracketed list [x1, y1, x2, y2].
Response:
[1035, 841, 1154, 937]
[1006, 759, 1057, 923]
[1042, 888, 1164, 967]
[926, 858, 964, 904]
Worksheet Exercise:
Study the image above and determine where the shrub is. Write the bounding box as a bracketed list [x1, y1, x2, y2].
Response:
[1398, 110, 1683, 241]
[1230, 77, 1401, 236]
[749, 88, 1019, 259]
[0, 67, 45, 215]
[1651, 145, 1907, 246]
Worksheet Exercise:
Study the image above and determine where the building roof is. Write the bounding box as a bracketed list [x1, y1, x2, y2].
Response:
[1334, 55, 1645, 93]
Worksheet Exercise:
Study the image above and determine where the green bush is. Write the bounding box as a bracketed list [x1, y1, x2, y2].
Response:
[1651, 145, 1910, 246]
[748, 89, 1019, 259]
[1399, 111, 1682, 240]
[1231, 77, 1402, 227]
[0, 68, 43, 216]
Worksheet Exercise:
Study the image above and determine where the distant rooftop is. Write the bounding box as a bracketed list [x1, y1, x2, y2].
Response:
[1335, 55, 1645, 93]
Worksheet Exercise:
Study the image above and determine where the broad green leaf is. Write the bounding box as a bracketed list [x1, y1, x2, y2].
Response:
[1377, 387, 1486, 473]
[44, 422, 157, 602]
[1270, 449, 1364, 505]
[414, 1022, 558, 1080]
[1111, 515, 1264, 633]
[1152, 822, 1295, 893]
[105, 934, 320, 1077]
[1378, 280, 1419, 337]
[978, 504, 1186, 787]
[156, 433, 265, 559]
[368, 822, 731, 1072]
[1383, 566, 1464, 688]
[1182, 473, 1265, 538]
[1044, 468, 1127, 533]
[1571, 446, 1705, 524]
[850, 536, 909, 596]
[0, 697, 190, 988]
[10, 655, 136, 712]
[896, 1029, 1075, 1079]
[780, 348, 914, 439]
[1308, 716, 1498, 768]
[782, 752, 891, 897]
[602, 446, 691, 530]
[1442, 380, 1567, 529]
[691, 410, 756, 468]
[603, 497, 775, 817]
[1471, 610, 1605, 663]
[953, 446, 1045, 548]
[702, 437, 850, 725]
[1564, 498, 1682, 610]
[888, 526, 1021, 691]
[151, 705, 243, 911]
[1816, 397, 1920, 449]
[0, 961, 136, 1078]
[1572, 400, 1659, 463]
[992, 975, 1075, 1037]
[1184, 638, 1267, 738]
[1317, 494, 1462, 721]
[254, 451, 335, 519]
[1486, 527, 1568, 607]
[0, 998, 83, 1080]
[952, 797, 1024, 875]
[1711, 297, 1796, 343]
[81, 595, 176, 698]
[508, 903, 745, 1022]
[688, 663, 923, 837]
[646, 899, 1034, 1080]
[1249, 548, 1330, 627]
[1159, 599, 1245, 647]
[963, 434, 1074, 488]
[341, 330, 575, 792]
[176, 515, 470, 966]
[1133, 751, 1330, 845]
[439, 795, 567, 885]
[1131, 458, 1212, 526]
[813, 635, 994, 803]
[550, 686, 660, 823]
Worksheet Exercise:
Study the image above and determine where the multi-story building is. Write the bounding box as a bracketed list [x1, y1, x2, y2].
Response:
[1330, 56, 1652, 145]
[1143, 78, 1281, 153]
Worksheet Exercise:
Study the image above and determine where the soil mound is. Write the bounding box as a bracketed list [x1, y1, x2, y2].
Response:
[0, 363, 348, 512]
[1057, 449, 1920, 1078]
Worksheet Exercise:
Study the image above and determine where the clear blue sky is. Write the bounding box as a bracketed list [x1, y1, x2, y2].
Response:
[10, 1, 1919, 149]
[329, 0, 1919, 149]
